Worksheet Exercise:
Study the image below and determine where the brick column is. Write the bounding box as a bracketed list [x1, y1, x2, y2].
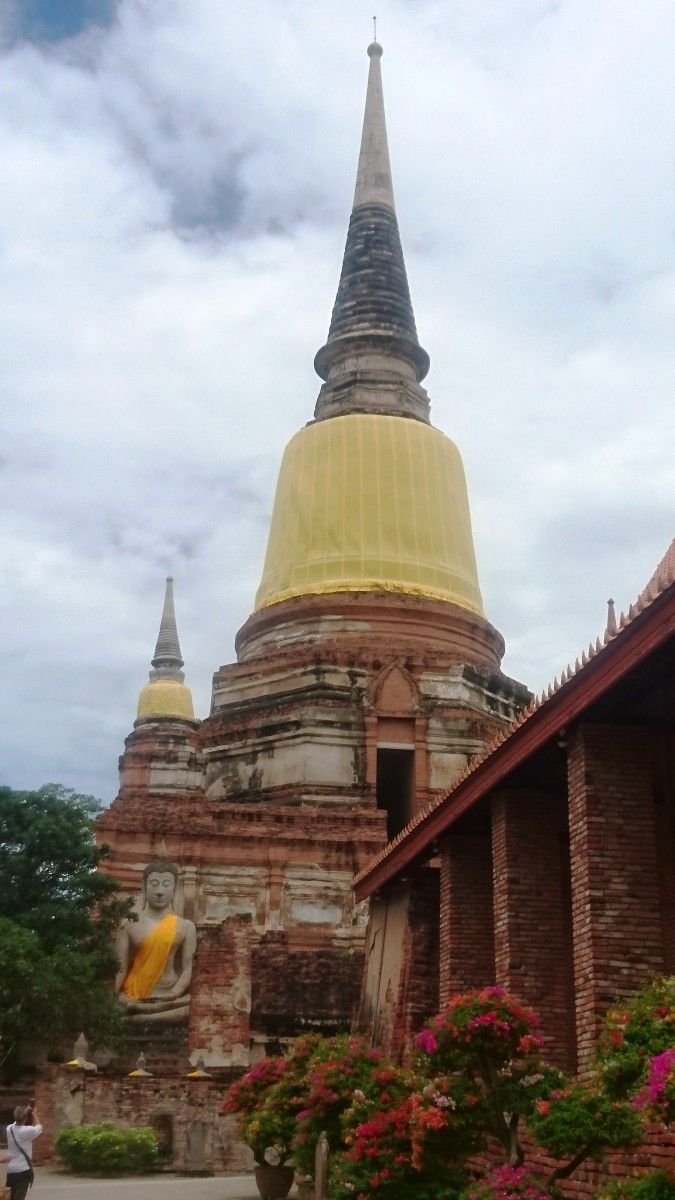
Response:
[568, 723, 664, 1072]
[491, 789, 575, 1069]
[439, 833, 494, 1007]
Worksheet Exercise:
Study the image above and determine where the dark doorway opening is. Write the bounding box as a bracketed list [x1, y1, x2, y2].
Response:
[376, 748, 415, 840]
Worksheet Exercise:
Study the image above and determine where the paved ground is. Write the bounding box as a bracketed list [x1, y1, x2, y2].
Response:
[28, 1168, 298, 1199]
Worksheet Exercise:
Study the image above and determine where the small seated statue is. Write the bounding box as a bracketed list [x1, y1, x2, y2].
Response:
[115, 859, 197, 1023]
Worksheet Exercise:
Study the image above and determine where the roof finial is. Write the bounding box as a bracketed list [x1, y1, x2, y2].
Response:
[605, 598, 617, 639]
[152, 576, 184, 670]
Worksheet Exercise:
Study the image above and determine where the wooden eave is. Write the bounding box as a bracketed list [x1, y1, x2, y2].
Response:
[354, 580, 675, 902]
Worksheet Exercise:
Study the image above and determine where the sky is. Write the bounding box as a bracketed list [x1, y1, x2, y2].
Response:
[1, 0, 673, 802]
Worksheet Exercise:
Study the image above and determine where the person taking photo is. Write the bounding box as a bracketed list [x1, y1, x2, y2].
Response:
[3, 1100, 42, 1200]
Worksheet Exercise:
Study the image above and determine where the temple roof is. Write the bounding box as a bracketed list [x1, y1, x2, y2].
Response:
[354, 538, 675, 899]
[314, 39, 430, 401]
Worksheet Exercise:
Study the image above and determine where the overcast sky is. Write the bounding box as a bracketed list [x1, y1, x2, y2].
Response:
[1, 0, 673, 802]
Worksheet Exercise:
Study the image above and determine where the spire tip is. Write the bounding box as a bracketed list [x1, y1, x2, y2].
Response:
[368, 16, 382, 57]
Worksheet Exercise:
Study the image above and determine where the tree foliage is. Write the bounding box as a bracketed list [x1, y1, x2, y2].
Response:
[0, 784, 132, 1075]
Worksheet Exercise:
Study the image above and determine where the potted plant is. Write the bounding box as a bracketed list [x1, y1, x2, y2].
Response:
[222, 1056, 294, 1197]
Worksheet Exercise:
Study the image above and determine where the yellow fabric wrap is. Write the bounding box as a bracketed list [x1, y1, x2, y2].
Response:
[255, 413, 484, 615]
[137, 679, 195, 722]
[122, 914, 178, 1001]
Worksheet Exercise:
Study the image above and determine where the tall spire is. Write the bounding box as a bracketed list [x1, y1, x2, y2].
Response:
[152, 576, 183, 670]
[352, 40, 395, 213]
[314, 39, 430, 423]
[136, 577, 195, 723]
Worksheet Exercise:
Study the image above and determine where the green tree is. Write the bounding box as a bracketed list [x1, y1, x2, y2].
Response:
[0, 784, 133, 1076]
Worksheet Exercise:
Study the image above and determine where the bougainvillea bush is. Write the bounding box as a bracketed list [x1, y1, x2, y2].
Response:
[223, 979, 673, 1195]
[329, 1071, 482, 1200]
[595, 977, 675, 1101]
[633, 1048, 675, 1127]
[329, 1090, 465, 1200]
[221, 1035, 322, 1165]
[292, 1035, 399, 1176]
[461, 1165, 562, 1200]
[414, 988, 563, 1168]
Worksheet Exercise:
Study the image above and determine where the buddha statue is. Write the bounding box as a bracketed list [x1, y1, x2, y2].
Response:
[115, 859, 197, 1023]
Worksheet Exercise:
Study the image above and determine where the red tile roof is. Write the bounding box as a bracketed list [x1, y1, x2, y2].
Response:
[354, 539, 675, 900]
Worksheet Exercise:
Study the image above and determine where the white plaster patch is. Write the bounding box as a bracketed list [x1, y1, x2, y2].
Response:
[289, 899, 342, 925]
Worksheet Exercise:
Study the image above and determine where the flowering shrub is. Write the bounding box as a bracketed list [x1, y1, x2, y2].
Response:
[222, 1055, 287, 1118]
[416, 988, 544, 1074]
[221, 1054, 292, 1165]
[330, 1091, 466, 1200]
[461, 1165, 561, 1200]
[222, 981, 669, 1193]
[409, 1076, 489, 1170]
[595, 1171, 675, 1200]
[222, 1036, 322, 1166]
[595, 977, 675, 1101]
[633, 1048, 675, 1126]
[529, 1084, 643, 1163]
[292, 1035, 394, 1176]
[415, 988, 562, 1165]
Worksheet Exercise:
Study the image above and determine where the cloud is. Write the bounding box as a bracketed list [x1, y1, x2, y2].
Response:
[1, 0, 673, 800]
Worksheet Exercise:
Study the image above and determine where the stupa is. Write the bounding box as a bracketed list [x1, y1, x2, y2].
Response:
[97, 37, 528, 1068]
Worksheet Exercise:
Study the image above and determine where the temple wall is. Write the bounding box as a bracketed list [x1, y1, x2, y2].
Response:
[188, 916, 252, 1068]
[34, 1066, 251, 1173]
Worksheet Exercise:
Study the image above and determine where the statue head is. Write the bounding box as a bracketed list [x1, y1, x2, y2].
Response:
[142, 858, 179, 912]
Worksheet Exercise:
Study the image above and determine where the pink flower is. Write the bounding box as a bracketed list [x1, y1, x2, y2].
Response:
[415, 1028, 439, 1054]
[634, 1047, 675, 1112]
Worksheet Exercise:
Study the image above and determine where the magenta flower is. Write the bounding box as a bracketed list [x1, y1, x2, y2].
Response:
[634, 1047, 675, 1115]
[414, 1028, 439, 1054]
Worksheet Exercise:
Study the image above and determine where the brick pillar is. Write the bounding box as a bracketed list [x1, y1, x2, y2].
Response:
[491, 789, 575, 1069]
[568, 723, 664, 1073]
[653, 728, 675, 974]
[439, 833, 494, 1007]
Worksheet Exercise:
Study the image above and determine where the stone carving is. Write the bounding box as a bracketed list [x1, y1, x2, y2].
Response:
[183, 1119, 213, 1175]
[314, 1131, 329, 1200]
[115, 859, 197, 1023]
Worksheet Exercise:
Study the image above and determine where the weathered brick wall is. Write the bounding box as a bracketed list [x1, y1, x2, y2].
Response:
[188, 915, 252, 1066]
[251, 932, 364, 1037]
[34, 1065, 251, 1172]
[473, 1125, 674, 1199]
[491, 789, 575, 1070]
[567, 723, 665, 1073]
[439, 832, 495, 1006]
[391, 868, 439, 1061]
[653, 727, 675, 974]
